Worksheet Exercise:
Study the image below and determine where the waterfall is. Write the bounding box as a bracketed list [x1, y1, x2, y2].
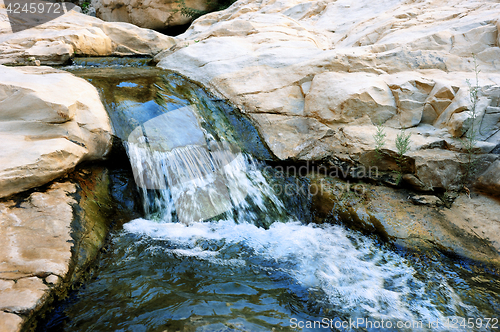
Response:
[46, 65, 500, 332]
[124, 105, 284, 227]
[121, 104, 474, 328]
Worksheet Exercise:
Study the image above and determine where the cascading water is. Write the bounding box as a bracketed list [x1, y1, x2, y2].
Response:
[120, 102, 497, 330]
[121, 140, 485, 331]
[37, 61, 500, 332]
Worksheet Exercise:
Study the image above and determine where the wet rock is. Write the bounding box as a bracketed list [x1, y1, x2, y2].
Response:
[0, 8, 175, 65]
[0, 65, 112, 199]
[310, 174, 500, 267]
[0, 165, 137, 331]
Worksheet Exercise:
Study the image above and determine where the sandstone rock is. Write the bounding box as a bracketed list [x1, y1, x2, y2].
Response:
[0, 166, 130, 331]
[0, 311, 23, 332]
[156, 0, 500, 191]
[91, 0, 212, 30]
[0, 277, 49, 314]
[0, 65, 112, 198]
[0, 8, 175, 65]
[0, 183, 76, 280]
[476, 159, 500, 196]
[310, 175, 500, 267]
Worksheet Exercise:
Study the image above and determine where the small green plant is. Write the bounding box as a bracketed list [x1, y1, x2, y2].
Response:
[394, 129, 412, 185]
[460, 55, 480, 190]
[372, 122, 386, 164]
[80, 0, 91, 14]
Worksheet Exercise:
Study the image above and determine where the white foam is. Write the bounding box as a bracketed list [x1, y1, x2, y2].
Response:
[123, 218, 473, 326]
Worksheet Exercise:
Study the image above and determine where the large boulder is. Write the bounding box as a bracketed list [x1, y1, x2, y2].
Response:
[0, 65, 112, 198]
[156, 0, 500, 191]
[0, 4, 175, 65]
[91, 0, 213, 30]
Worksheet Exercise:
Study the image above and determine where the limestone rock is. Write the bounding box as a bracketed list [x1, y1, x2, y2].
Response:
[0, 277, 49, 314]
[156, 0, 500, 191]
[0, 183, 76, 280]
[91, 0, 213, 30]
[0, 8, 175, 65]
[0, 311, 23, 332]
[310, 175, 500, 267]
[476, 159, 500, 196]
[0, 65, 112, 198]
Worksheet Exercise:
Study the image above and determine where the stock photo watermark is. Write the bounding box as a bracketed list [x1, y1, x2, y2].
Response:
[4, 0, 77, 32]
[290, 317, 499, 330]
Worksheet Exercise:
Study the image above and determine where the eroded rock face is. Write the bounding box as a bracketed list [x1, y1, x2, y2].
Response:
[91, 0, 212, 30]
[310, 175, 500, 268]
[0, 65, 112, 198]
[0, 183, 75, 329]
[0, 5, 175, 65]
[156, 0, 500, 192]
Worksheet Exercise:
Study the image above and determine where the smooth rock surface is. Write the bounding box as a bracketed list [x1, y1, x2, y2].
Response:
[92, 0, 212, 30]
[0, 4, 175, 65]
[0, 65, 112, 198]
[157, 0, 500, 191]
[476, 159, 500, 196]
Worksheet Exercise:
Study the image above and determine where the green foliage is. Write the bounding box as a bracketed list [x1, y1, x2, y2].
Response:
[460, 55, 480, 190]
[372, 122, 386, 164]
[394, 129, 412, 185]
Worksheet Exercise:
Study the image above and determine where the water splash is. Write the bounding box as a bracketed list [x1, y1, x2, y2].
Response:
[123, 218, 481, 330]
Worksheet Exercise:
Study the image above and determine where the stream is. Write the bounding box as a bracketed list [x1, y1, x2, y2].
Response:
[37, 58, 500, 332]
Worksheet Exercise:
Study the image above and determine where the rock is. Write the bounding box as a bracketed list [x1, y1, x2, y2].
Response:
[0, 311, 23, 332]
[0, 8, 175, 65]
[0, 166, 134, 331]
[0, 278, 49, 314]
[310, 174, 500, 267]
[476, 159, 500, 196]
[409, 195, 443, 207]
[44, 275, 60, 286]
[91, 0, 212, 30]
[0, 183, 76, 280]
[0, 65, 112, 198]
[156, 0, 500, 191]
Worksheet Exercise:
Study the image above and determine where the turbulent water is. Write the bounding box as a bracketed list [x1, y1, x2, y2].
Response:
[39, 61, 500, 332]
